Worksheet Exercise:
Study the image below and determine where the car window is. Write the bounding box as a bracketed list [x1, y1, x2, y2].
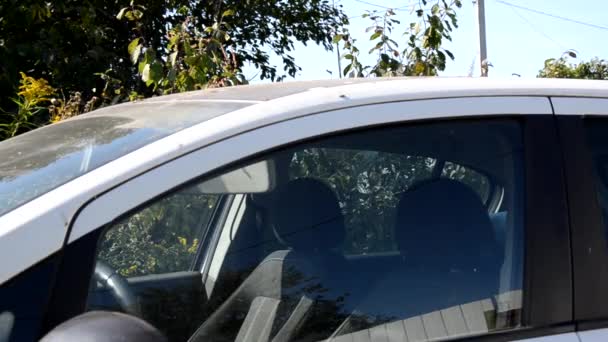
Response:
[96, 192, 220, 278]
[0, 255, 58, 342]
[289, 149, 435, 254]
[289, 150, 495, 255]
[441, 161, 493, 204]
[85, 119, 524, 342]
[584, 119, 608, 240]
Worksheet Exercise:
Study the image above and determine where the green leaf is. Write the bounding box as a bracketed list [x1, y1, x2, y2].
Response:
[167, 68, 177, 82]
[344, 53, 353, 60]
[116, 7, 126, 20]
[370, 31, 381, 40]
[141, 63, 151, 83]
[149, 62, 163, 83]
[445, 49, 455, 60]
[143, 49, 155, 64]
[431, 4, 440, 14]
[343, 64, 352, 76]
[132, 9, 143, 19]
[128, 38, 141, 64]
[332, 34, 343, 44]
[222, 9, 235, 17]
[169, 51, 178, 67]
[138, 60, 146, 74]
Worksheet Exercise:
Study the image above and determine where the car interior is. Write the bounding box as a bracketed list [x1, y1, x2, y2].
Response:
[87, 120, 525, 341]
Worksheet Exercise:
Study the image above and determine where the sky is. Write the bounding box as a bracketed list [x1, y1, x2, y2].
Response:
[243, 0, 608, 82]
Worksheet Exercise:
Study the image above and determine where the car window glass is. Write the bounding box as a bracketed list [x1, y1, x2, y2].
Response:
[96, 192, 219, 277]
[87, 191, 220, 341]
[85, 119, 524, 342]
[289, 149, 435, 254]
[289, 151, 494, 255]
[441, 161, 492, 204]
[0, 255, 58, 342]
[584, 119, 608, 240]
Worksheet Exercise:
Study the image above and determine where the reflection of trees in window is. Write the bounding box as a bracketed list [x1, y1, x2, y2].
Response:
[289, 148, 493, 255]
[289, 148, 435, 254]
[98, 192, 219, 277]
[442, 161, 491, 203]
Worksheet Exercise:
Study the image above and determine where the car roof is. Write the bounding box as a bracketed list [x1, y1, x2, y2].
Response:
[138, 77, 608, 105]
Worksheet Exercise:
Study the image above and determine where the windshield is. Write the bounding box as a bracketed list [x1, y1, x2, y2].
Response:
[0, 101, 252, 216]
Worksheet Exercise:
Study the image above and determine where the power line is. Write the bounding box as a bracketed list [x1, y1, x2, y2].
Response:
[352, 0, 413, 11]
[495, 0, 608, 31]
[507, 6, 567, 50]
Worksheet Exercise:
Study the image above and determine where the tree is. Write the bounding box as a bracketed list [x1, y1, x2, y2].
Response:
[336, 0, 462, 78]
[0, 0, 347, 111]
[538, 51, 608, 80]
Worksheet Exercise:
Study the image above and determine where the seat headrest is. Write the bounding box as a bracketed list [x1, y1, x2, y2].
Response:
[395, 179, 502, 271]
[272, 178, 345, 251]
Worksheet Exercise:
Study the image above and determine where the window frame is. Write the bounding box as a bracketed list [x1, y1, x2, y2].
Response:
[552, 97, 608, 331]
[39, 97, 574, 341]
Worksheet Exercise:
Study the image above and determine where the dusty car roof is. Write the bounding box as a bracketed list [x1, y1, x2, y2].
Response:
[138, 77, 608, 105]
[140, 78, 391, 102]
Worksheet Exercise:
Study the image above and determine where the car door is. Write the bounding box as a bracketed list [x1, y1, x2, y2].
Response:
[551, 97, 608, 342]
[35, 96, 575, 342]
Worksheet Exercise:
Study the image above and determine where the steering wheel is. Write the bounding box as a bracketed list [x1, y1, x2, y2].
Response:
[93, 260, 141, 317]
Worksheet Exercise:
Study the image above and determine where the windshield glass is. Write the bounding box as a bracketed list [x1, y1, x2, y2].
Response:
[0, 101, 252, 216]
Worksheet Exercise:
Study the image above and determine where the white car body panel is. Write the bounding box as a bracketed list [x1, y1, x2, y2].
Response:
[577, 328, 608, 342]
[516, 332, 580, 342]
[68, 96, 552, 243]
[0, 95, 552, 284]
[1, 77, 608, 285]
[551, 97, 608, 115]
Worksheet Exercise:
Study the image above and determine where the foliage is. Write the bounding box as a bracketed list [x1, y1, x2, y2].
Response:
[0, 73, 55, 139]
[120, 3, 245, 92]
[336, 0, 462, 78]
[0, 0, 348, 140]
[99, 190, 219, 277]
[0, 0, 347, 113]
[538, 51, 608, 80]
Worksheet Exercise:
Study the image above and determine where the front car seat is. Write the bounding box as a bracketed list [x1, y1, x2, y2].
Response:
[190, 178, 354, 342]
[355, 179, 503, 321]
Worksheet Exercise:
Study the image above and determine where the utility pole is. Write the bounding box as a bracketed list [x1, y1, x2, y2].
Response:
[474, 0, 488, 76]
[333, 0, 342, 78]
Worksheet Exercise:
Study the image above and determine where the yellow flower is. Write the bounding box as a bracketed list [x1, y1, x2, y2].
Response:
[187, 239, 199, 254]
[17, 72, 55, 107]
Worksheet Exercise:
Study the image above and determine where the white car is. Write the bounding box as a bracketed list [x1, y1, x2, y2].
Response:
[1, 78, 607, 342]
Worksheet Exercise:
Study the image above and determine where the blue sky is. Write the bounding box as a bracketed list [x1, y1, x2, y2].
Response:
[244, 0, 608, 82]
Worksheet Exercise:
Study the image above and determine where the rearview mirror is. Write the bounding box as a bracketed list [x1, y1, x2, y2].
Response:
[40, 311, 167, 342]
[197, 159, 276, 194]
